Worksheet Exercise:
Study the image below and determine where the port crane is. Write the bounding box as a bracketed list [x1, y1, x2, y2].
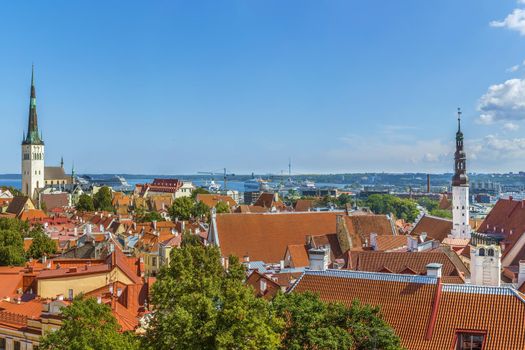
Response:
[197, 168, 235, 191]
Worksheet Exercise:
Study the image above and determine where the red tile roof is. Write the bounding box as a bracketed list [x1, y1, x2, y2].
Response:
[345, 250, 468, 283]
[411, 215, 452, 242]
[294, 199, 316, 212]
[196, 194, 237, 208]
[214, 212, 339, 263]
[478, 198, 525, 259]
[292, 269, 525, 349]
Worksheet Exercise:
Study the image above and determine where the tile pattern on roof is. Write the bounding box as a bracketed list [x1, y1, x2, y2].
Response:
[292, 268, 525, 349]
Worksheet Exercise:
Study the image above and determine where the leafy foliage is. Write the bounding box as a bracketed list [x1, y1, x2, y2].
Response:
[76, 194, 95, 212]
[135, 209, 165, 223]
[0, 218, 26, 266]
[39, 296, 140, 350]
[93, 186, 114, 212]
[416, 197, 438, 212]
[429, 209, 452, 219]
[192, 200, 210, 219]
[364, 194, 419, 222]
[144, 236, 282, 349]
[27, 229, 57, 260]
[168, 196, 194, 221]
[273, 292, 403, 350]
[215, 201, 230, 214]
[191, 187, 210, 199]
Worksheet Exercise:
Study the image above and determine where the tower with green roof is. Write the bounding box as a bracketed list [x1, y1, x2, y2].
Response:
[21, 65, 45, 199]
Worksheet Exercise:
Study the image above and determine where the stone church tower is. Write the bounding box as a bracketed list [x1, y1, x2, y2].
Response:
[450, 108, 471, 239]
[21, 66, 45, 200]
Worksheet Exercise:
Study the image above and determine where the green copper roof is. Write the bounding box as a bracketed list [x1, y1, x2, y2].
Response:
[23, 65, 44, 145]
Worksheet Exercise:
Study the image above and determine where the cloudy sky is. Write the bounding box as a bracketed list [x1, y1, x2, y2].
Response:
[1, 1, 525, 174]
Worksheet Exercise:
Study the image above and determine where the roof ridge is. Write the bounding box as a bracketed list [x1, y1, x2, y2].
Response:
[442, 284, 525, 302]
[303, 268, 438, 284]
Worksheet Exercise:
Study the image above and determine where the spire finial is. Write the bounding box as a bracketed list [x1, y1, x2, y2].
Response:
[457, 107, 462, 132]
[61, 156, 64, 168]
[31, 63, 34, 86]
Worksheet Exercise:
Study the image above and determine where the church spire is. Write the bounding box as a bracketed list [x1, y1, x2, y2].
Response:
[23, 64, 44, 145]
[452, 108, 467, 186]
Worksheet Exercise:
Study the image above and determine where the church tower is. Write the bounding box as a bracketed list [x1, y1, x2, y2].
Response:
[21, 65, 45, 200]
[450, 108, 471, 239]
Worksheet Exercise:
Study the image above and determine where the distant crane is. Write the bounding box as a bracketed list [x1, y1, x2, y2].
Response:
[198, 168, 236, 191]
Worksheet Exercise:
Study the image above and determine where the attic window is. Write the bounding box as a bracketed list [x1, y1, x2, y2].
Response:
[455, 331, 485, 350]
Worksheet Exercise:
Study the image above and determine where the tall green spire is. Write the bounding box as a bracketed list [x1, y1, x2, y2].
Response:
[23, 64, 44, 145]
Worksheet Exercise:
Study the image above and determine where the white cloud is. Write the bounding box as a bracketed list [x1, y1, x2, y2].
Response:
[519, 0, 525, 4]
[490, 9, 525, 35]
[507, 64, 520, 72]
[503, 122, 520, 131]
[477, 78, 525, 123]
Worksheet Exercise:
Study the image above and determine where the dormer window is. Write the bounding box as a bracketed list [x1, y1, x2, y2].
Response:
[455, 331, 485, 350]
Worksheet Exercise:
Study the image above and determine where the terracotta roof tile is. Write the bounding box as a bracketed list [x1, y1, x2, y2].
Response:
[215, 212, 339, 263]
[411, 215, 452, 242]
[196, 194, 237, 208]
[292, 269, 525, 349]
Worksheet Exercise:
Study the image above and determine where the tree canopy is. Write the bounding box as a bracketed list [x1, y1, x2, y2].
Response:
[191, 187, 210, 199]
[27, 229, 57, 260]
[76, 194, 95, 212]
[168, 196, 194, 221]
[144, 236, 282, 349]
[93, 186, 114, 212]
[273, 292, 403, 350]
[40, 296, 139, 350]
[0, 218, 26, 266]
[215, 201, 230, 214]
[135, 209, 165, 223]
[364, 194, 419, 222]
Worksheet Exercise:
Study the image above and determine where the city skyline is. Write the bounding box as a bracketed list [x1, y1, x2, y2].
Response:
[1, 1, 525, 174]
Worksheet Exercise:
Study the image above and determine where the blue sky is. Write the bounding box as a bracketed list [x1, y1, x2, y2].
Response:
[1, 0, 525, 174]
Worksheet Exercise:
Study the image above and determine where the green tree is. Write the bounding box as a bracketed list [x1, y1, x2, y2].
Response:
[77, 194, 95, 212]
[144, 236, 282, 349]
[40, 296, 140, 350]
[337, 193, 354, 208]
[93, 186, 113, 212]
[0, 218, 26, 266]
[191, 187, 210, 199]
[192, 200, 210, 219]
[417, 197, 438, 212]
[169, 196, 194, 221]
[273, 292, 403, 350]
[430, 208, 452, 219]
[215, 201, 230, 214]
[136, 210, 165, 223]
[27, 230, 56, 260]
[365, 194, 419, 223]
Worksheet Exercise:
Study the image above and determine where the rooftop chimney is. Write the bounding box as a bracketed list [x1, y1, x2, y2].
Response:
[426, 263, 443, 278]
[407, 236, 419, 252]
[370, 233, 378, 250]
[308, 247, 330, 271]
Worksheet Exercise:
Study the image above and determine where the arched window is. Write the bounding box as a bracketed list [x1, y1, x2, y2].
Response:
[479, 248, 485, 256]
[487, 249, 494, 257]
